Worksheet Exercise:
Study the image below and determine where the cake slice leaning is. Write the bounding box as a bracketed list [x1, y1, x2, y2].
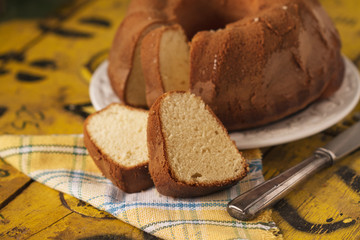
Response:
[108, 11, 166, 108]
[84, 103, 153, 193]
[147, 91, 248, 197]
[141, 24, 190, 108]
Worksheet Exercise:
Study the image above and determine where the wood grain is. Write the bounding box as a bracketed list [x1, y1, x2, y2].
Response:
[0, 181, 154, 239]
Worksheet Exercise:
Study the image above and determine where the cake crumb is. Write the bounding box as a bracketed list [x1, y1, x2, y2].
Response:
[282, 5, 288, 10]
[254, 17, 259, 22]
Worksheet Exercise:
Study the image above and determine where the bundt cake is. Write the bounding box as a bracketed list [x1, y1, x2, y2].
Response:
[83, 103, 153, 193]
[147, 91, 248, 197]
[108, 0, 344, 130]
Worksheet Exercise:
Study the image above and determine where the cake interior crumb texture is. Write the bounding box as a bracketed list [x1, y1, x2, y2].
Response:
[87, 104, 148, 167]
[160, 27, 190, 92]
[160, 92, 246, 184]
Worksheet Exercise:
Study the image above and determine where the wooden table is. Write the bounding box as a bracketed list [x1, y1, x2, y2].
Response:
[0, 0, 359, 239]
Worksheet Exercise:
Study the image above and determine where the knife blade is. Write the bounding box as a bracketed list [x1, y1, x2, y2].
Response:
[227, 121, 360, 221]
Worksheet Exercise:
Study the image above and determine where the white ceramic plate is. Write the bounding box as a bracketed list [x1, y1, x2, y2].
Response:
[90, 56, 360, 149]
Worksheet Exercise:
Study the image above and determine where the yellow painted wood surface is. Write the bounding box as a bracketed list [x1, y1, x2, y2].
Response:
[0, 158, 31, 205]
[0, 0, 360, 239]
[0, 180, 153, 239]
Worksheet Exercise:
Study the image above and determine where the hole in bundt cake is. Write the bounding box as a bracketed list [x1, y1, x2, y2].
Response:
[176, 14, 230, 40]
[173, 0, 259, 39]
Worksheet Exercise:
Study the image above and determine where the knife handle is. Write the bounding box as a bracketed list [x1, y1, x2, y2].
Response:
[227, 149, 333, 221]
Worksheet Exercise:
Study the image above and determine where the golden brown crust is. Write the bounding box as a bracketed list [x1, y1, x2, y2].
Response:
[83, 103, 153, 193]
[319, 52, 345, 99]
[147, 91, 248, 198]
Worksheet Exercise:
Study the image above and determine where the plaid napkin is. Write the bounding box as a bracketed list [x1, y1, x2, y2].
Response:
[0, 134, 282, 240]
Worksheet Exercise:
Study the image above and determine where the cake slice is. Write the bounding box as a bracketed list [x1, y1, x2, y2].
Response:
[83, 103, 153, 193]
[147, 91, 248, 197]
[141, 24, 190, 108]
[108, 11, 165, 108]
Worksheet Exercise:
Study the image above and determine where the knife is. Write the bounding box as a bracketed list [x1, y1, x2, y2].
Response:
[227, 121, 360, 221]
